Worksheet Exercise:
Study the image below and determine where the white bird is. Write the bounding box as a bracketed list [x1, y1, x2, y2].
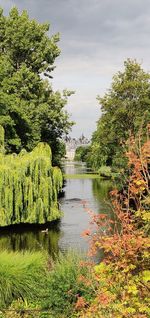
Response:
[41, 228, 48, 234]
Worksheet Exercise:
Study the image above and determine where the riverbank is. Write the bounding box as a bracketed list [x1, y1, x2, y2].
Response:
[64, 173, 99, 179]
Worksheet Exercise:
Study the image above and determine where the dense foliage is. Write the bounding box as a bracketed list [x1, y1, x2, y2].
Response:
[0, 7, 73, 164]
[74, 145, 91, 163]
[0, 126, 62, 226]
[88, 59, 150, 171]
[75, 130, 150, 318]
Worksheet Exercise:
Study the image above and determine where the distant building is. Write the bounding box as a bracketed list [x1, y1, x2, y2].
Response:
[65, 135, 90, 160]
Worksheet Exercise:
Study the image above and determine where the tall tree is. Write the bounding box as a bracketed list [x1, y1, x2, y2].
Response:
[89, 59, 150, 170]
[0, 7, 73, 161]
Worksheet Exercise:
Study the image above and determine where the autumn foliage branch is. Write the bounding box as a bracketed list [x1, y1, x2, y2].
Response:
[75, 125, 150, 318]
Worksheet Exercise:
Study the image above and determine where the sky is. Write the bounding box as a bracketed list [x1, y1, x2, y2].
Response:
[1, 0, 150, 138]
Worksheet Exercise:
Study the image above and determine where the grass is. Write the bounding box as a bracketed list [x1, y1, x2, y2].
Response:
[42, 251, 95, 317]
[64, 173, 100, 179]
[0, 250, 95, 318]
[0, 250, 48, 308]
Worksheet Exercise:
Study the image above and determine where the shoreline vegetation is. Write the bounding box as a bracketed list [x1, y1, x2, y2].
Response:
[0, 250, 93, 318]
[64, 171, 118, 180]
[64, 173, 100, 179]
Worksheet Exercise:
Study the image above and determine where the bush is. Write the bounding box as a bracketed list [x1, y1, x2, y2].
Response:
[98, 165, 112, 178]
[76, 133, 150, 318]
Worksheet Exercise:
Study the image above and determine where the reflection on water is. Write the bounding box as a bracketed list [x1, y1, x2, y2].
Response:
[92, 179, 113, 215]
[0, 224, 61, 257]
[0, 161, 113, 256]
[64, 161, 93, 175]
[59, 178, 112, 253]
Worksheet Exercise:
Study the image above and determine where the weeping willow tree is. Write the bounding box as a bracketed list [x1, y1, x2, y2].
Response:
[0, 126, 63, 226]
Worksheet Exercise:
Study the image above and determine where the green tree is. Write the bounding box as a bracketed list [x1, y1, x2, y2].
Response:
[89, 59, 150, 170]
[74, 145, 91, 162]
[0, 7, 73, 162]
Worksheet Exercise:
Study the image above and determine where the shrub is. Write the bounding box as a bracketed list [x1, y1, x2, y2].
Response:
[76, 132, 150, 318]
[98, 165, 112, 178]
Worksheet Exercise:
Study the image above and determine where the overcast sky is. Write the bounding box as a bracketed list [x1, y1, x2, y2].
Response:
[1, 0, 150, 138]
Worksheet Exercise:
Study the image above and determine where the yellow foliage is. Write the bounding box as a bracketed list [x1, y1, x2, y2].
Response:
[142, 270, 150, 283]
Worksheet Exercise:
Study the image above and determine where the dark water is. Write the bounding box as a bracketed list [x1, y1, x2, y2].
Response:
[0, 162, 112, 256]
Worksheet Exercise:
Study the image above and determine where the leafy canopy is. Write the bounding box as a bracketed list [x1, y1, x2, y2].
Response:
[88, 59, 150, 170]
[0, 7, 74, 162]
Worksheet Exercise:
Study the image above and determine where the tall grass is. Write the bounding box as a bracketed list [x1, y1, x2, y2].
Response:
[44, 251, 95, 317]
[0, 250, 48, 308]
[0, 250, 95, 317]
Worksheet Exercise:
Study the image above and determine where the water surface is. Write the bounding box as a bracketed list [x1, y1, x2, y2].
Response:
[0, 162, 112, 255]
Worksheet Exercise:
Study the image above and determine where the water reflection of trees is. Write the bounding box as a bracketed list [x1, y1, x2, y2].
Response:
[92, 179, 113, 216]
[0, 229, 60, 257]
[92, 179, 112, 201]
